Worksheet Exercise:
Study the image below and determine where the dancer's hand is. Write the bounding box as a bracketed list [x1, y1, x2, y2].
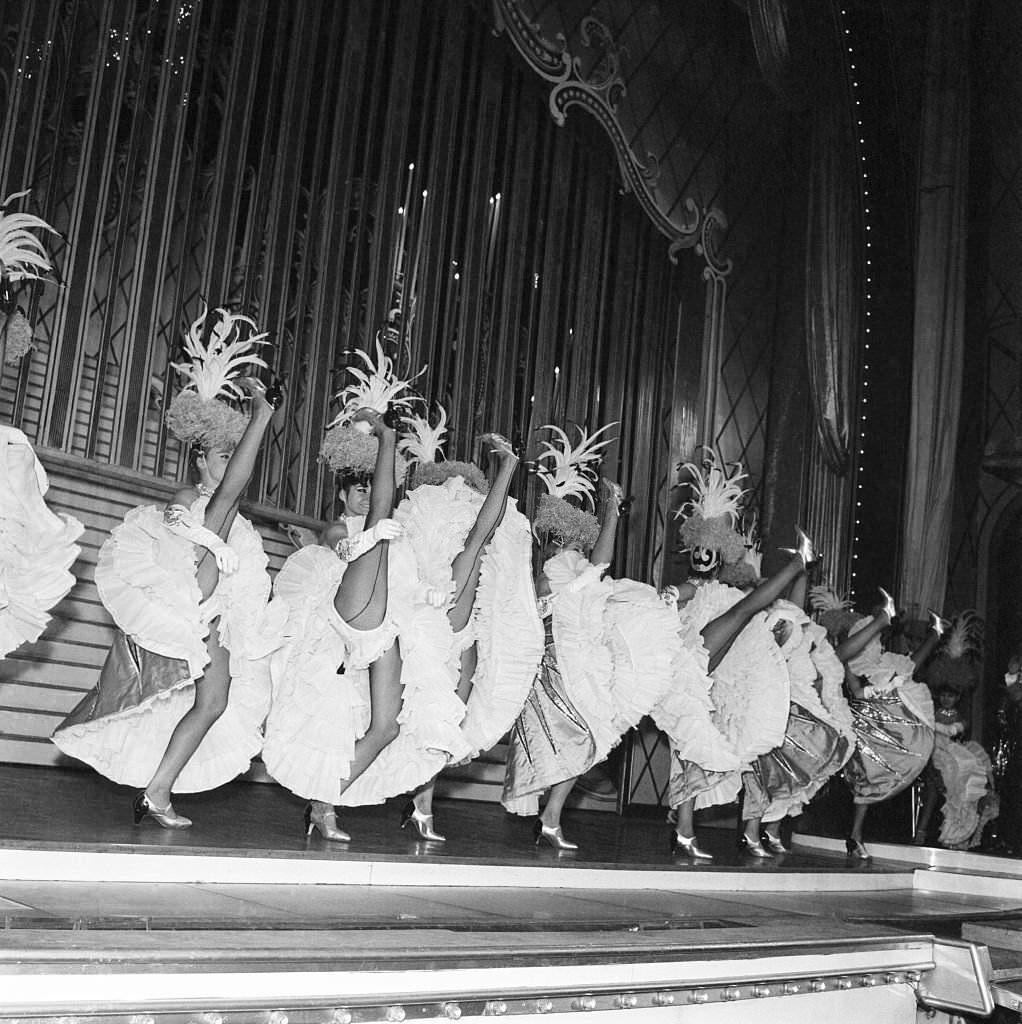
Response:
[369, 518, 403, 542]
[211, 541, 239, 574]
[238, 376, 277, 420]
[423, 585, 449, 608]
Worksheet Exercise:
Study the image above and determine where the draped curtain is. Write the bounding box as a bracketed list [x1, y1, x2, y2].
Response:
[899, 0, 971, 617]
[804, 93, 859, 476]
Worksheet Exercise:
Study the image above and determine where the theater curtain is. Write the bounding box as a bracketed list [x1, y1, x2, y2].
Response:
[804, 92, 858, 476]
[900, 0, 970, 617]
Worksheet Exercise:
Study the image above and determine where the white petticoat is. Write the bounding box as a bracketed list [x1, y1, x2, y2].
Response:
[0, 427, 83, 659]
[52, 496, 284, 792]
[677, 580, 790, 809]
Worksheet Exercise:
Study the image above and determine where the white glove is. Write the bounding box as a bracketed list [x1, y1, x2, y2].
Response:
[164, 504, 238, 573]
[334, 518, 403, 561]
[423, 586, 449, 608]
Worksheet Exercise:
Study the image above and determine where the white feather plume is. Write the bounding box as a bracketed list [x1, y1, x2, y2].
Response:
[399, 404, 448, 464]
[676, 448, 746, 522]
[809, 585, 851, 613]
[0, 189, 58, 284]
[945, 610, 983, 661]
[171, 305, 268, 401]
[534, 423, 617, 508]
[327, 339, 423, 428]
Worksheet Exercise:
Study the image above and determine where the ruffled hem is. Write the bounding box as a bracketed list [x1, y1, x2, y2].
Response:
[603, 578, 683, 739]
[682, 582, 790, 762]
[262, 546, 372, 801]
[462, 501, 544, 757]
[0, 429, 84, 658]
[933, 737, 993, 849]
[52, 630, 269, 792]
[338, 604, 472, 806]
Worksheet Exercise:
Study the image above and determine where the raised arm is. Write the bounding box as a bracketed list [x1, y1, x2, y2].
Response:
[590, 479, 622, 569]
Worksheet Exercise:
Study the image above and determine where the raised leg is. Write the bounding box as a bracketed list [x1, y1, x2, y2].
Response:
[334, 420, 397, 630]
[702, 551, 807, 672]
[447, 439, 518, 633]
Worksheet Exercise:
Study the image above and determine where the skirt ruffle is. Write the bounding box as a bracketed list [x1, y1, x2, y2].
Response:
[932, 736, 994, 849]
[845, 682, 935, 804]
[681, 581, 791, 765]
[52, 502, 282, 792]
[261, 546, 373, 802]
[461, 500, 544, 758]
[0, 428, 83, 658]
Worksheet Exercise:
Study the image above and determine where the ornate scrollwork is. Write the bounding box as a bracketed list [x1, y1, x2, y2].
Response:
[493, 0, 704, 261]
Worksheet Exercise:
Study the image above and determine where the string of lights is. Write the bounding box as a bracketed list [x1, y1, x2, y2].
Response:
[839, 5, 872, 606]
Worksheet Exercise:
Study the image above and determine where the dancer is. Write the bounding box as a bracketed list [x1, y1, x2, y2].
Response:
[0, 190, 83, 660]
[654, 453, 796, 861]
[503, 424, 683, 850]
[53, 308, 283, 827]
[262, 342, 434, 841]
[739, 566, 853, 857]
[391, 408, 542, 841]
[811, 586, 937, 859]
[914, 613, 997, 849]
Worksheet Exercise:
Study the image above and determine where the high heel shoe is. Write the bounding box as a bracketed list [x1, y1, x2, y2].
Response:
[304, 803, 351, 842]
[480, 432, 519, 463]
[928, 610, 949, 637]
[878, 587, 897, 622]
[132, 791, 192, 830]
[738, 833, 774, 858]
[846, 836, 871, 860]
[793, 525, 817, 567]
[533, 818, 578, 851]
[761, 832, 789, 855]
[670, 830, 714, 860]
[401, 801, 447, 842]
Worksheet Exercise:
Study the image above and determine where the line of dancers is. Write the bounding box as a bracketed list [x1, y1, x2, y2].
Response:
[0, 242, 994, 857]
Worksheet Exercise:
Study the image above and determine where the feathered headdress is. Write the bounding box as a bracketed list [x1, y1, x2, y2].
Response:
[809, 584, 862, 639]
[0, 189, 57, 285]
[1, 190, 59, 364]
[320, 341, 422, 481]
[398, 404, 488, 493]
[532, 423, 616, 548]
[718, 514, 763, 588]
[927, 611, 983, 694]
[676, 448, 747, 565]
[165, 305, 269, 449]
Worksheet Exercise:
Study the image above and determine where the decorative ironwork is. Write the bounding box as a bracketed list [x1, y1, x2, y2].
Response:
[492, 0, 706, 262]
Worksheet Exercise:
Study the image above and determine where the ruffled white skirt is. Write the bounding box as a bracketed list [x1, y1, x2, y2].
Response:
[52, 500, 284, 792]
[0, 427, 83, 659]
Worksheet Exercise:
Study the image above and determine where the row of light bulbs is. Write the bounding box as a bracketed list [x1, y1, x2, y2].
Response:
[841, 5, 872, 605]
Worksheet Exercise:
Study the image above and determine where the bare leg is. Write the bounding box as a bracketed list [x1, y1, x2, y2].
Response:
[835, 613, 889, 664]
[329, 641, 404, 800]
[447, 443, 518, 633]
[412, 779, 435, 816]
[743, 815, 763, 843]
[145, 618, 231, 806]
[675, 798, 696, 837]
[703, 552, 806, 672]
[541, 777, 577, 829]
[912, 628, 941, 671]
[850, 802, 869, 842]
[334, 422, 397, 630]
[914, 780, 940, 843]
[456, 643, 478, 703]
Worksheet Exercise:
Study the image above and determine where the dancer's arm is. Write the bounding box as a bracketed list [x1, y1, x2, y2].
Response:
[203, 380, 278, 538]
[590, 479, 621, 569]
[163, 499, 239, 573]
